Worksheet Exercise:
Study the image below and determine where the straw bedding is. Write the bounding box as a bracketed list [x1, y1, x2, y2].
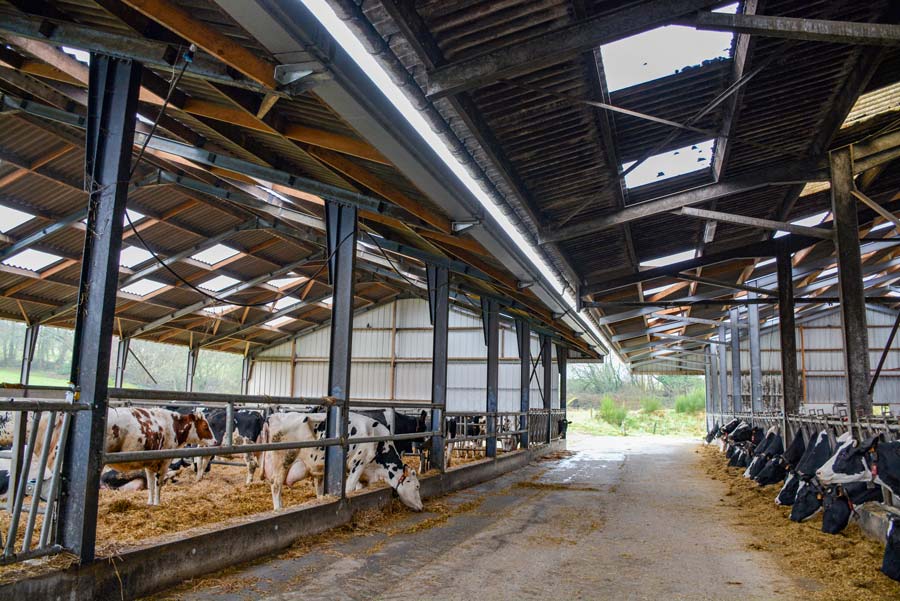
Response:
[700, 444, 900, 600]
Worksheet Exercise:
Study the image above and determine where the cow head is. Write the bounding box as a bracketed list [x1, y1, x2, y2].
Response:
[775, 472, 800, 506]
[756, 457, 788, 487]
[796, 430, 833, 477]
[821, 484, 853, 534]
[816, 432, 879, 485]
[790, 477, 824, 522]
[882, 515, 900, 582]
[177, 410, 217, 447]
[396, 465, 423, 512]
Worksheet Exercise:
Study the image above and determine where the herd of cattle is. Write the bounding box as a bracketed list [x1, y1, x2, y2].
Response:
[1, 405, 546, 516]
[707, 418, 900, 581]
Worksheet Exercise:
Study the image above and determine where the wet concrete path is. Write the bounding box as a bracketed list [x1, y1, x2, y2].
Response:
[149, 434, 801, 601]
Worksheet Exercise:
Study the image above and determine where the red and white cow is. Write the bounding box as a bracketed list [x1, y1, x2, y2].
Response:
[105, 407, 216, 505]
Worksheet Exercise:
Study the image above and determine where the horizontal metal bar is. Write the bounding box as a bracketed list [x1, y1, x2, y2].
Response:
[104, 437, 342, 464]
[107, 388, 327, 406]
[345, 431, 438, 445]
[0, 544, 65, 566]
[0, 399, 90, 412]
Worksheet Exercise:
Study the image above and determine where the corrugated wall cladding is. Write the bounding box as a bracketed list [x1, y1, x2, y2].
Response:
[719, 307, 900, 412]
[247, 299, 561, 411]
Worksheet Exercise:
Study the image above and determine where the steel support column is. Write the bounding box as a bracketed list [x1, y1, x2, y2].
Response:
[516, 319, 531, 449]
[185, 346, 200, 392]
[556, 342, 568, 439]
[114, 338, 129, 388]
[748, 292, 763, 414]
[485, 298, 500, 458]
[705, 347, 713, 430]
[240, 355, 252, 395]
[59, 54, 142, 563]
[323, 201, 358, 497]
[541, 333, 553, 443]
[830, 147, 872, 420]
[729, 308, 742, 413]
[777, 242, 800, 440]
[8, 324, 39, 512]
[718, 324, 728, 415]
[427, 265, 449, 471]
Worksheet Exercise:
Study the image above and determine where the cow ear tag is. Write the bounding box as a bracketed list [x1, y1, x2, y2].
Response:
[816, 493, 823, 500]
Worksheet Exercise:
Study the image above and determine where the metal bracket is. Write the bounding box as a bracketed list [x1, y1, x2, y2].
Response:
[451, 219, 480, 233]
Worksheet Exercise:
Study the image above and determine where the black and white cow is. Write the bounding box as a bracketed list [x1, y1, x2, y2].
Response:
[755, 431, 806, 487]
[776, 429, 832, 506]
[196, 408, 266, 484]
[884, 515, 900, 581]
[817, 432, 900, 498]
[821, 482, 883, 534]
[261, 411, 423, 512]
[790, 476, 825, 522]
[744, 427, 782, 480]
[705, 422, 720, 444]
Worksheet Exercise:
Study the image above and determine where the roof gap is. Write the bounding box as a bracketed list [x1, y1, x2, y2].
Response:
[600, 3, 738, 92]
[622, 140, 713, 188]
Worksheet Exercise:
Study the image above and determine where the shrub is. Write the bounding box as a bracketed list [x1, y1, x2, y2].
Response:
[674, 389, 706, 414]
[640, 397, 662, 413]
[599, 396, 628, 426]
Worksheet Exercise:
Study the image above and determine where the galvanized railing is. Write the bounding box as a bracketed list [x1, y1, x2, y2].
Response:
[1, 397, 90, 565]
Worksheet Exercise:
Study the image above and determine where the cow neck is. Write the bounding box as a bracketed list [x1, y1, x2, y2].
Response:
[375, 441, 404, 487]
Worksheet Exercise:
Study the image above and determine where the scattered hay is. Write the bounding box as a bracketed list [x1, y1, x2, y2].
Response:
[699, 445, 900, 601]
[106, 499, 136, 514]
[513, 481, 599, 492]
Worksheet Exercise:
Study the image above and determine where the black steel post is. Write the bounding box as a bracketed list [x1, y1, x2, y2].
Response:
[240, 355, 251, 395]
[777, 242, 800, 441]
[729, 308, 742, 414]
[705, 347, 713, 430]
[186, 346, 200, 392]
[8, 324, 39, 512]
[718, 324, 728, 415]
[541, 333, 552, 443]
[427, 265, 449, 471]
[323, 201, 357, 497]
[556, 343, 567, 440]
[830, 147, 872, 420]
[485, 298, 499, 458]
[516, 319, 531, 448]
[59, 54, 142, 563]
[748, 291, 763, 413]
[19, 324, 39, 385]
[114, 338, 129, 388]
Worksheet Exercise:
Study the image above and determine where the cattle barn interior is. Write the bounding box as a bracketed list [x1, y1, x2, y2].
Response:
[2, 0, 900, 599]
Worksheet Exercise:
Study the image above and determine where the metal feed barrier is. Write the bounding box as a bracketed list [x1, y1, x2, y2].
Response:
[709, 410, 900, 508]
[1, 397, 89, 564]
[1, 383, 567, 567]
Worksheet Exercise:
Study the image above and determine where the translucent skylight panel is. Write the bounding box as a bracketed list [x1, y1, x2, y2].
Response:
[622, 140, 714, 188]
[319, 296, 333, 306]
[2, 249, 62, 272]
[643, 284, 673, 297]
[268, 276, 306, 289]
[0, 206, 34, 232]
[600, 4, 737, 92]
[125, 209, 145, 224]
[818, 267, 838, 279]
[872, 221, 894, 232]
[203, 304, 238, 316]
[266, 316, 294, 328]
[640, 249, 696, 268]
[272, 295, 300, 310]
[199, 275, 240, 292]
[755, 257, 776, 268]
[119, 245, 154, 268]
[121, 278, 167, 296]
[191, 244, 239, 265]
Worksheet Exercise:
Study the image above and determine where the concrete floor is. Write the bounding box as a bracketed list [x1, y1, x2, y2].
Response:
[151, 434, 803, 601]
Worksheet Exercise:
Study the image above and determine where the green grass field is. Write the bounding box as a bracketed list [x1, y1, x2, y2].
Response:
[568, 407, 705, 438]
[0, 367, 70, 387]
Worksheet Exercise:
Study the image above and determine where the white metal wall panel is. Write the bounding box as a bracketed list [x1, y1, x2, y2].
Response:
[394, 363, 430, 400]
[350, 362, 392, 399]
[396, 330, 432, 359]
[296, 328, 329, 357]
[396, 299, 430, 328]
[354, 303, 393, 329]
[351, 329, 391, 358]
[294, 362, 328, 397]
